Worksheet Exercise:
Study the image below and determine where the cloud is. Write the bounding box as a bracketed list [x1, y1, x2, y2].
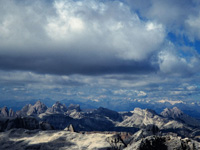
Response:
[125, 0, 200, 42]
[112, 89, 146, 97]
[125, 0, 197, 28]
[185, 12, 200, 41]
[0, 0, 166, 75]
[1, 0, 199, 77]
[46, 0, 165, 60]
[0, 69, 200, 102]
[1, 0, 200, 103]
[158, 45, 200, 76]
[0, 71, 83, 87]
[186, 85, 197, 91]
[0, 0, 53, 47]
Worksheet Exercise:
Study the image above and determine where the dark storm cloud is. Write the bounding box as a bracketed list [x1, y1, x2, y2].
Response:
[1, 0, 200, 103]
[0, 0, 166, 75]
[0, 52, 158, 75]
[0, 0, 200, 77]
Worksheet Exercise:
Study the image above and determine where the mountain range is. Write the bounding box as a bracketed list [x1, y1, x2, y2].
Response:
[0, 100, 200, 149]
[1, 98, 200, 120]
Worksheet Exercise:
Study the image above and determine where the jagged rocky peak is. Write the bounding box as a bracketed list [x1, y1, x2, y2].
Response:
[49, 101, 68, 113]
[161, 107, 183, 118]
[21, 104, 32, 113]
[68, 104, 81, 112]
[130, 125, 161, 143]
[0, 106, 9, 117]
[16, 100, 48, 116]
[65, 104, 83, 119]
[8, 108, 15, 117]
[95, 107, 123, 121]
[0, 107, 15, 117]
[132, 107, 157, 116]
[15, 104, 30, 116]
[161, 107, 200, 127]
[27, 100, 48, 116]
[118, 107, 183, 129]
[64, 124, 75, 132]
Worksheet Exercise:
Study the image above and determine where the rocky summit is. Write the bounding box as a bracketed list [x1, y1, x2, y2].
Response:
[1, 101, 200, 149]
[161, 107, 200, 127]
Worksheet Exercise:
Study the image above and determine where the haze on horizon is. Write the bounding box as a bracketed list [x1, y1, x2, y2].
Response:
[0, 0, 200, 105]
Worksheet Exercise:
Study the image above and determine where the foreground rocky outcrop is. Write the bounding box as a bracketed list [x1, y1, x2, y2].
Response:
[125, 134, 200, 150]
[0, 129, 115, 150]
[0, 128, 199, 150]
[106, 134, 127, 150]
[0, 117, 53, 131]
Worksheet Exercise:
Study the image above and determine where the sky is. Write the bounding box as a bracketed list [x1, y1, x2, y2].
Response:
[0, 0, 200, 105]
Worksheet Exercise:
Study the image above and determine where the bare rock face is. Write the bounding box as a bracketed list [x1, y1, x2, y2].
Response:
[65, 104, 83, 119]
[27, 101, 48, 116]
[0, 129, 113, 150]
[9, 108, 15, 117]
[130, 125, 160, 143]
[16, 101, 48, 116]
[39, 121, 54, 130]
[46, 101, 67, 114]
[68, 104, 81, 112]
[161, 107, 200, 127]
[39, 113, 74, 130]
[0, 117, 54, 131]
[125, 133, 200, 150]
[165, 135, 200, 150]
[94, 107, 123, 122]
[118, 107, 184, 130]
[16, 104, 32, 116]
[106, 134, 126, 150]
[161, 107, 183, 119]
[0, 107, 15, 117]
[0, 117, 39, 131]
[139, 136, 167, 150]
[21, 104, 32, 112]
[0, 107, 9, 117]
[145, 124, 159, 135]
[65, 109, 83, 119]
[64, 124, 75, 132]
[125, 134, 200, 150]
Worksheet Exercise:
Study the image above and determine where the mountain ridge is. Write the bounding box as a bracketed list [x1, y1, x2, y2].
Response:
[1, 100, 200, 149]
